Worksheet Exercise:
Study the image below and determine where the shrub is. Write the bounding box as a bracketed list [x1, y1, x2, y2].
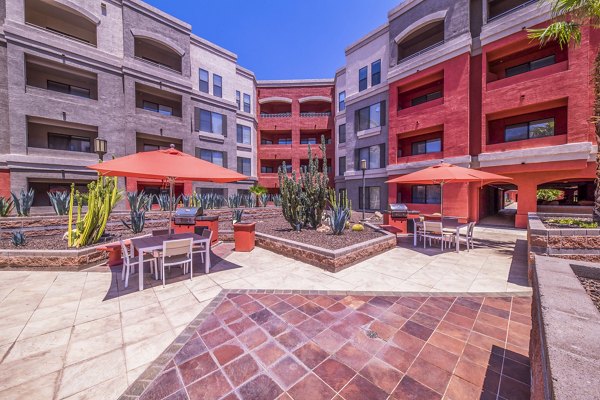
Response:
[11, 230, 26, 247]
[48, 191, 70, 215]
[537, 189, 562, 202]
[0, 196, 13, 217]
[328, 190, 351, 235]
[11, 188, 35, 217]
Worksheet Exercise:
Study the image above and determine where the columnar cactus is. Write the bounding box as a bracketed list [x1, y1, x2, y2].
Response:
[278, 166, 305, 231]
[300, 137, 329, 228]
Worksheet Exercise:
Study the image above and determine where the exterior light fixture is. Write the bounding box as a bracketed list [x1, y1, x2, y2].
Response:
[360, 159, 367, 221]
[94, 138, 108, 161]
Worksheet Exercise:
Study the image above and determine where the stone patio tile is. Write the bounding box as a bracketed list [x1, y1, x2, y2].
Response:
[269, 356, 308, 390]
[125, 329, 176, 371]
[66, 327, 123, 366]
[293, 341, 328, 369]
[391, 375, 441, 400]
[0, 345, 66, 392]
[178, 352, 218, 386]
[222, 353, 260, 387]
[287, 373, 335, 400]
[186, 370, 232, 400]
[4, 326, 71, 362]
[57, 348, 126, 399]
[123, 314, 172, 344]
[0, 370, 59, 400]
[71, 313, 121, 341]
[334, 342, 372, 371]
[359, 357, 403, 394]
[253, 341, 286, 367]
[238, 374, 283, 400]
[339, 374, 388, 400]
[62, 374, 129, 400]
[406, 357, 452, 395]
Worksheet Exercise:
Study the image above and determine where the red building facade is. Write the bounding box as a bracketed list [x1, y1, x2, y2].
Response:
[256, 81, 335, 192]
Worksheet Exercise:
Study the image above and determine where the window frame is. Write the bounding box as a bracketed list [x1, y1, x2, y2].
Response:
[236, 90, 241, 110]
[199, 69, 209, 93]
[196, 148, 226, 167]
[213, 74, 222, 98]
[356, 144, 385, 170]
[243, 93, 251, 113]
[371, 60, 381, 86]
[338, 156, 346, 176]
[236, 124, 251, 145]
[338, 123, 346, 144]
[359, 66, 368, 91]
[504, 117, 555, 142]
[411, 138, 442, 155]
[198, 109, 225, 135]
[358, 186, 381, 210]
[237, 157, 251, 176]
[356, 101, 385, 132]
[411, 185, 441, 204]
[505, 54, 557, 78]
[338, 91, 346, 111]
[47, 80, 91, 98]
[47, 132, 91, 153]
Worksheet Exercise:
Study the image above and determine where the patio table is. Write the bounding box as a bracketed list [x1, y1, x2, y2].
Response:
[413, 220, 469, 253]
[130, 233, 210, 291]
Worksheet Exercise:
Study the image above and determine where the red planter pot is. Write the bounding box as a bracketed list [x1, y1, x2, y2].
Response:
[233, 222, 256, 252]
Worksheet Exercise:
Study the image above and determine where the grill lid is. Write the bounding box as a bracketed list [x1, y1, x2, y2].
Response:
[174, 207, 202, 218]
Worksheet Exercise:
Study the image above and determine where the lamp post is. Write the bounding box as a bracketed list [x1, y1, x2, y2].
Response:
[360, 159, 367, 221]
[94, 138, 107, 161]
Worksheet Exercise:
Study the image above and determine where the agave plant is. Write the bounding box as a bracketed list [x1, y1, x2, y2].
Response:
[0, 196, 13, 217]
[232, 209, 244, 224]
[271, 194, 282, 207]
[11, 188, 35, 217]
[11, 230, 26, 247]
[259, 193, 269, 207]
[227, 194, 243, 208]
[47, 191, 70, 215]
[122, 211, 146, 233]
[327, 189, 351, 235]
[155, 193, 179, 211]
[181, 194, 191, 207]
[122, 191, 151, 233]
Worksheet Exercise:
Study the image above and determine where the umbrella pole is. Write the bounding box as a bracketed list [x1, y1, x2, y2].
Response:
[168, 177, 174, 238]
[440, 182, 444, 219]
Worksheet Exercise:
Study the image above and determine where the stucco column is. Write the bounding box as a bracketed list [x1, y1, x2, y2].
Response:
[516, 180, 538, 228]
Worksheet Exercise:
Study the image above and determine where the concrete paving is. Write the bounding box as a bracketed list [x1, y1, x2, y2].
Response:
[0, 227, 530, 399]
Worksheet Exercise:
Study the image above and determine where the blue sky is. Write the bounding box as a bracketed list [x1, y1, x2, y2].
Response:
[144, 0, 400, 80]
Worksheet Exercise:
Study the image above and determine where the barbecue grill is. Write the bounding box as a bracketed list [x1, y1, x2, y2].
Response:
[173, 207, 203, 225]
[388, 203, 409, 219]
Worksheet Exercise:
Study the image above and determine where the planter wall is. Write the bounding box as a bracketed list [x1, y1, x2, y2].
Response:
[0, 247, 106, 269]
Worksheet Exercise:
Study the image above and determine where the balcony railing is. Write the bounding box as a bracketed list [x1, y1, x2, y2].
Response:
[134, 56, 181, 74]
[398, 40, 445, 64]
[487, 0, 537, 22]
[300, 112, 331, 117]
[260, 112, 292, 118]
[26, 22, 95, 47]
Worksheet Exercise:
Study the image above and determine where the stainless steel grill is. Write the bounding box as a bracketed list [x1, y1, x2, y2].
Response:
[388, 203, 409, 219]
[173, 207, 202, 225]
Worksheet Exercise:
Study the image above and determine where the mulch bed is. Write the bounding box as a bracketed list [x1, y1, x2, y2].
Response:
[221, 214, 385, 250]
[541, 217, 597, 229]
[578, 276, 600, 312]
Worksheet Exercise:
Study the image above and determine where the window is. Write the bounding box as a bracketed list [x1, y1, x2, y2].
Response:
[101, 3, 107, 16]
[358, 186, 381, 210]
[356, 101, 386, 131]
[338, 124, 346, 144]
[504, 118, 554, 142]
[236, 90, 241, 110]
[278, 138, 292, 145]
[410, 91, 442, 107]
[412, 185, 441, 204]
[505, 55, 556, 78]
[142, 101, 173, 116]
[300, 137, 317, 145]
[356, 144, 385, 170]
[196, 148, 226, 167]
[48, 133, 91, 152]
[237, 124, 251, 144]
[339, 156, 346, 176]
[142, 143, 171, 152]
[261, 166, 273, 173]
[237, 157, 251, 175]
[199, 69, 209, 93]
[338, 91, 346, 111]
[243, 93, 251, 113]
[359, 66, 368, 91]
[411, 138, 442, 155]
[198, 109, 225, 135]
[371, 60, 381, 86]
[213, 74, 222, 97]
[47, 80, 91, 98]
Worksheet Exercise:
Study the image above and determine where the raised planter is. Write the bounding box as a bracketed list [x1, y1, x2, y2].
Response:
[530, 255, 600, 400]
[233, 222, 256, 252]
[0, 247, 107, 269]
[254, 223, 396, 272]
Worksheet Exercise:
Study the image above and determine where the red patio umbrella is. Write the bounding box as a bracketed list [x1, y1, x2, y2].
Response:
[88, 145, 248, 232]
[385, 162, 512, 218]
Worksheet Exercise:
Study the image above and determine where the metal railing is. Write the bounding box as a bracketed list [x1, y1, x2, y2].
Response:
[398, 40, 445, 64]
[26, 22, 96, 47]
[299, 112, 331, 117]
[134, 56, 182, 74]
[487, 0, 537, 22]
[260, 112, 292, 118]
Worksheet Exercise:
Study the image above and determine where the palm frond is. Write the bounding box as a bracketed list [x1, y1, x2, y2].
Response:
[528, 21, 582, 48]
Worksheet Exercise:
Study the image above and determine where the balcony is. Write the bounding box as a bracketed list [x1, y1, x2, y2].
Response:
[27, 117, 98, 158]
[299, 97, 332, 118]
[135, 83, 182, 118]
[259, 97, 292, 118]
[396, 132, 443, 164]
[487, 0, 537, 22]
[260, 112, 292, 118]
[134, 37, 182, 74]
[260, 130, 292, 147]
[25, 54, 98, 100]
[136, 133, 182, 153]
[397, 73, 444, 113]
[397, 20, 444, 64]
[25, 0, 97, 46]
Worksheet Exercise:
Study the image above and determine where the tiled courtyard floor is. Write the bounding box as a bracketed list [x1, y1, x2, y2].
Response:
[0, 227, 531, 399]
[125, 291, 532, 400]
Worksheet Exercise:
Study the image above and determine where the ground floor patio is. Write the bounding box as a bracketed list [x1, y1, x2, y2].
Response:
[0, 227, 530, 399]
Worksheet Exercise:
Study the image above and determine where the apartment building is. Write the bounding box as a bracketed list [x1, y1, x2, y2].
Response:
[256, 80, 334, 192]
[0, 0, 257, 207]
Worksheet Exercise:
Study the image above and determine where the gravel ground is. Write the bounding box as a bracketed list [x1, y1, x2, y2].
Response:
[578, 276, 600, 312]
[221, 214, 385, 250]
[0, 229, 153, 250]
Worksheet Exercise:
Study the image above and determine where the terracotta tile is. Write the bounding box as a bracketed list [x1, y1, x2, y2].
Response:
[296, 318, 325, 339]
[339, 374, 388, 400]
[401, 320, 434, 341]
[487, 351, 505, 374]
[140, 368, 183, 400]
[178, 352, 218, 385]
[220, 308, 244, 324]
[228, 317, 256, 336]
[249, 309, 276, 325]
[340, 295, 367, 309]
[343, 311, 374, 327]
[174, 336, 207, 365]
[357, 302, 386, 318]
[418, 303, 447, 319]
[407, 357, 452, 394]
[293, 342, 328, 369]
[389, 303, 418, 319]
[481, 370, 501, 396]
[445, 375, 481, 400]
[467, 331, 505, 352]
[504, 345, 530, 366]
[425, 297, 455, 312]
[312, 329, 347, 354]
[449, 304, 479, 319]
[254, 341, 286, 367]
[197, 315, 221, 334]
[287, 373, 336, 400]
[327, 301, 351, 315]
[369, 296, 395, 309]
[480, 304, 509, 319]
[277, 393, 293, 400]
[270, 356, 308, 390]
[379, 310, 407, 329]
[329, 320, 358, 339]
[501, 357, 531, 385]
[391, 330, 426, 356]
[271, 301, 294, 316]
[477, 310, 509, 330]
[238, 327, 268, 350]
[473, 320, 508, 342]
[359, 358, 403, 394]
[443, 312, 476, 330]
[507, 330, 530, 349]
[186, 370, 232, 400]
[280, 309, 309, 326]
[391, 375, 441, 400]
[509, 311, 531, 326]
[429, 332, 466, 356]
[276, 329, 306, 351]
[238, 374, 283, 400]
[258, 294, 282, 307]
[239, 301, 264, 316]
[313, 357, 355, 391]
[312, 310, 337, 326]
[334, 342, 372, 371]
[313, 295, 337, 308]
[418, 343, 459, 373]
[163, 389, 188, 400]
[223, 354, 260, 386]
[263, 317, 289, 337]
[436, 320, 471, 341]
[483, 297, 512, 311]
[201, 327, 234, 349]
[454, 358, 488, 387]
[213, 342, 245, 366]
[454, 297, 482, 312]
[461, 344, 492, 367]
[376, 344, 415, 373]
[369, 320, 396, 341]
[215, 300, 236, 316]
[498, 375, 530, 400]
[286, 295, 309, 307]
[410, 312, 441, 330]
[230, 294, 253, 306]
[297, 302, 324, 317]
[395, 297, 425, 310]
[508, 320, 531, 338]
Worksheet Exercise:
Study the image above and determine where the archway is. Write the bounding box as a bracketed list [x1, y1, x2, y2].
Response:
[478, 182, 518, 227]
[536, 179, 594, 214]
